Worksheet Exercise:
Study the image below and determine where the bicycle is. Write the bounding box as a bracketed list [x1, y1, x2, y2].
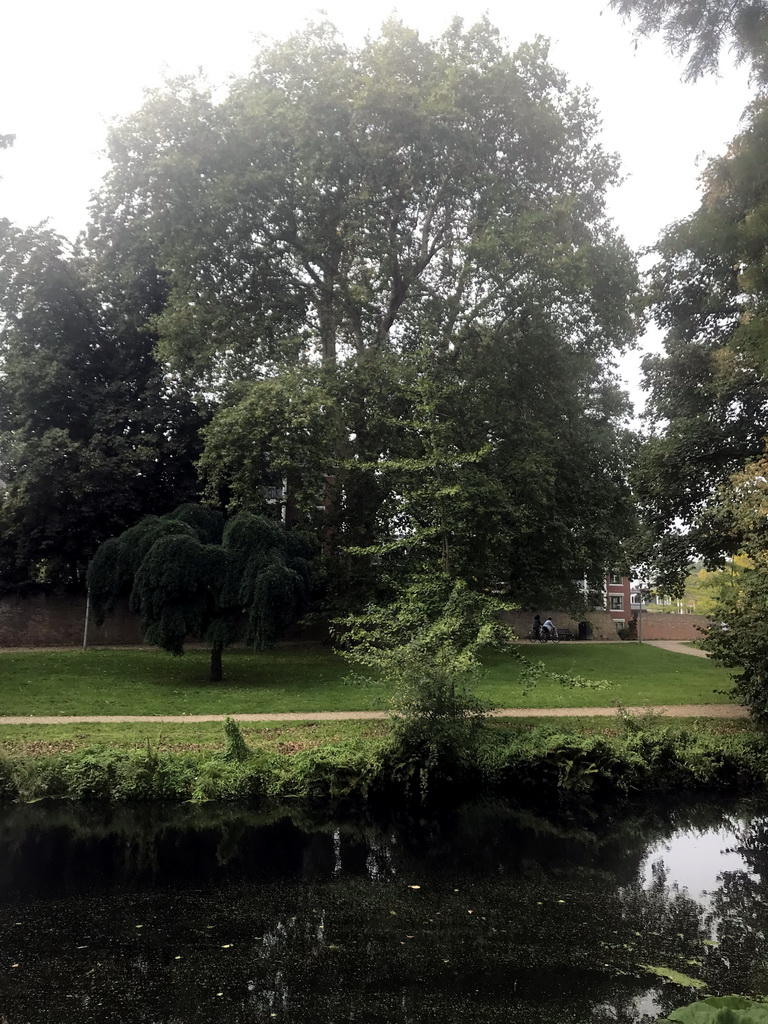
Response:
[537, 626, 560, 644]
[527, 628, 548, 643]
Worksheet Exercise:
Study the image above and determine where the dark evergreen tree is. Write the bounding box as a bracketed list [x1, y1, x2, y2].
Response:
[88, 504, 313, 680]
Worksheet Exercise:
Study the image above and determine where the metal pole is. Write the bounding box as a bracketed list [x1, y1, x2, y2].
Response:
[82, 589, 90, 651]
[638, 586, 643, 644]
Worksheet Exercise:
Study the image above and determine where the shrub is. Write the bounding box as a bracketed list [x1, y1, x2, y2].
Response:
[190, 757, 272, 802]
[0, 756, 18, 802]
[277, 742, 383, 803]
[223, 718, 251, 762]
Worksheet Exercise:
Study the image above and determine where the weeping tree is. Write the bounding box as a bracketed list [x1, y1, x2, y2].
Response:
[87, 504, 313, 680]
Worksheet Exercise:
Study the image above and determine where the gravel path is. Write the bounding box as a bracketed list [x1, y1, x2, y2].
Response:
[0, 704, 746, 724]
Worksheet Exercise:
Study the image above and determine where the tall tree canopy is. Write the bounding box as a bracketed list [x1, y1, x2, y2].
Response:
[610, 0, 768, 83]
[636, 98, 768, 590]
[0, 221, 205, 590]
[88, 504, 313, 680]
[86, 19, 640, 609]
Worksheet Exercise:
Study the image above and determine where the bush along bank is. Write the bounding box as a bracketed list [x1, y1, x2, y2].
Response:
[2, 718, 768, 807]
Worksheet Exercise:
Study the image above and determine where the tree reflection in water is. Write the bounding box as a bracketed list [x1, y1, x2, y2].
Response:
[0, 796, 767, 1023]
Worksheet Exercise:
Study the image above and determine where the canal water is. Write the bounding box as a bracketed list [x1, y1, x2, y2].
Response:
[1, 795, 768, 1023]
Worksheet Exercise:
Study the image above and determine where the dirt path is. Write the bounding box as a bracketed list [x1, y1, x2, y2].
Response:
[643, 640, 710, 658]
[0, 704, 747, 724]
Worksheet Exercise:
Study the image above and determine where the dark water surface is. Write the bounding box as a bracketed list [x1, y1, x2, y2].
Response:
[2, 796, 768, 1023]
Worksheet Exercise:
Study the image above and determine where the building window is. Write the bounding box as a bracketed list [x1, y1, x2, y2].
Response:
[610, 595, 624, 611]
[609, 573, 622, 586]
[630, 592, 640, 606]
[614, 619, 625, 629]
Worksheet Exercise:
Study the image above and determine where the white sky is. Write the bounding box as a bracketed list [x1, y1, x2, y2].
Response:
[0, 0, 755, 410]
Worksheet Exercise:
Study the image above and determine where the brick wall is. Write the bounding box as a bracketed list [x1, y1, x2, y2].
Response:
[635, 612, 710, 641]
[0, 595, 713, 647]
[501, 610, 620, 640]
[0, 594, 143, 647]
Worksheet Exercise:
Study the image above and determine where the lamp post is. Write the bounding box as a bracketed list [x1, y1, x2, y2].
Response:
[82, 588, 90, 651]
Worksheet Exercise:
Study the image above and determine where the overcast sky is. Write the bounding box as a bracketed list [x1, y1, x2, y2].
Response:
[0, 0, 755, 409]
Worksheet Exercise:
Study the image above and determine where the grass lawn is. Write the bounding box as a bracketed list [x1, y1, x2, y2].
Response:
[0, 642, 735, 717]
[0, 715, 754, 759]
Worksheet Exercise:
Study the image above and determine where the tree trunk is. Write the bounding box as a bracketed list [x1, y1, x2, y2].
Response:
[210, 642, 223, 682]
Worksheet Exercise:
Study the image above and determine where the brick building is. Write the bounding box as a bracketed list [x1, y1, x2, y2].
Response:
[604, 573, 641, 630]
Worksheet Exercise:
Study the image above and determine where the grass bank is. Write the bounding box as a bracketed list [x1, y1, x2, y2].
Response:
[0, 716, 753, 758]
[0, 644, 734, 716]
[1, 715, 764, 807]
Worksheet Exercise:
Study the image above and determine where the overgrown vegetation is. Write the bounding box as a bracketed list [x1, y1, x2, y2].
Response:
[3, 714, 767, 807]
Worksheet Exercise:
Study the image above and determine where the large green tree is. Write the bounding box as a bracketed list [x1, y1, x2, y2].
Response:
[87, 19, 639, 609]
[88, 504, 313, 680]
[635, 98, 768, 591]
[0, 221, 205, 589]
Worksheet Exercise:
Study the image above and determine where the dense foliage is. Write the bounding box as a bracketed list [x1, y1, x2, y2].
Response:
[634, 94, 768, 592]
[85, 18, 640, 610]
[0, 221, 204, 590]
[88, 504, 313, 680]
[700, 453, 768, 719]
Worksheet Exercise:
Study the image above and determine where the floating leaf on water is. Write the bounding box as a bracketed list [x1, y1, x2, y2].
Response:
[390, 911, 397, 916]
[175, 956, 181, 960]
[221, 944, 232, 949]
[409, 885, 421, 890]
[558, 900, 566, 904]
[135, 925, 143, 929]
[640, 964, 706, 989]
[702, 940, 720, 947]
[10, 964, 19, 968]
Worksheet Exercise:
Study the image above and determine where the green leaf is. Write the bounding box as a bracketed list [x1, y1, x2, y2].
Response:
[641, 964, 707, 989]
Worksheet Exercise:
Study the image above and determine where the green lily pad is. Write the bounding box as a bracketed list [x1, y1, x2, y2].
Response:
[658, 995, 768, 1023]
